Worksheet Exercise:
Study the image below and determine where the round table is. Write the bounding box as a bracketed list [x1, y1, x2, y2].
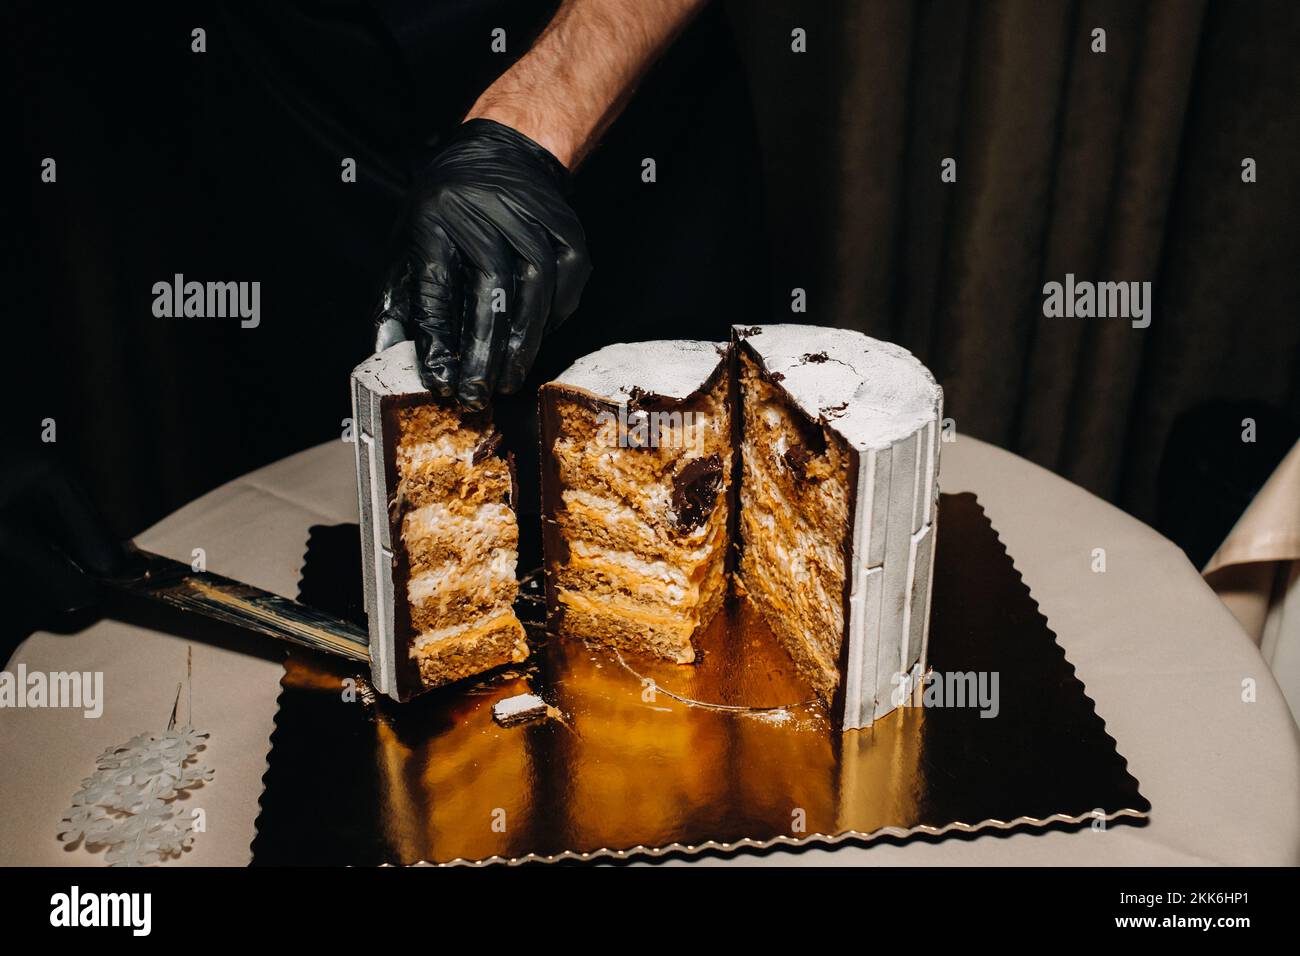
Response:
[3, 436, 1297, 866]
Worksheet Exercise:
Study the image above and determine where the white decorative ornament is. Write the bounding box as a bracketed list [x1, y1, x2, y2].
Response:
[57, 652, 213, 866]
[58, 728, 213, 866]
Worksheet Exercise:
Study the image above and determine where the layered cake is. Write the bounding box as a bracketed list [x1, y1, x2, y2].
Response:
[351, 342, 528, 701]
[539, 341, 735, 663]
[734, 325, 942, 729]
[541, 326, 942, 729]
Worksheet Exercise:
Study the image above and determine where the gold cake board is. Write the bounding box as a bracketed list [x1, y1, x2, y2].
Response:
[251, 494, 1149, 865]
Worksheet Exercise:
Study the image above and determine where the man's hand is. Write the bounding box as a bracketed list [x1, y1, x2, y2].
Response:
[374, 0, 709, 408]
[373, 120, 590, 408]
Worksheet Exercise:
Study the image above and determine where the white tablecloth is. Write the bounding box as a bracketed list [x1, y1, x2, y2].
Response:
[3, 436, 1297, 866]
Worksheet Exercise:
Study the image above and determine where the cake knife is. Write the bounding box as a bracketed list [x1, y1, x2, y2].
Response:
[102, 547, 370, 663]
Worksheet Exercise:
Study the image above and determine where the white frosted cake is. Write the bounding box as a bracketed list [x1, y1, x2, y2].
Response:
[540, 325, 942, 729]
[351, 326, 942, 726]
[733, 325, 942, 728]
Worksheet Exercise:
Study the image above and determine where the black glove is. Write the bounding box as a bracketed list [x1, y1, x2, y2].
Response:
[0, 455, 136, 623]
[373, 119, 592, 410]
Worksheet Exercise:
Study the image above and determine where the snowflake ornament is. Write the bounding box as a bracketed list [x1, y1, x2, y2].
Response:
[58, 726, 213, 866]
[58, 653, 214, 866]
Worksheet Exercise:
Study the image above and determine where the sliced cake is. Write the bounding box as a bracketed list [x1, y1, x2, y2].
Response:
[540, 326, 942, 730]
[351, 341, 528, 701]
[734, 325, 942, 729]
[539, 341, 735, 663]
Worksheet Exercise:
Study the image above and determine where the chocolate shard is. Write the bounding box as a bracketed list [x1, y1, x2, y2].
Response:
[672, 453, 723, 533]
[626, 385, 652, 407]
[470, 431, 505, 464]
[782, 444, 813, 482]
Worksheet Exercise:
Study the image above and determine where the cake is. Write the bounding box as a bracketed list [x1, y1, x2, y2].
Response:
[538, 341, 735, 663]
[351, 341, 528, 701]
[734, 325, 942, 729]
[540, 325, 942, 729]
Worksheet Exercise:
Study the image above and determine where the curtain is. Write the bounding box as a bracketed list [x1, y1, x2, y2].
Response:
[727, 0, 1300, 521]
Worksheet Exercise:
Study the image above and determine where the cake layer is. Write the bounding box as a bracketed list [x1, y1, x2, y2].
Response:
[558, 487, 720, 555]
[553, 589, 705, 664]
[396, 453, 513, 513]
[411, 611, 529, 690]
[406, 550, 519, 634]
[554, 537, 731, 615]
[549, 406, 730, 536]
[401, 500, 517, 576]
[395, 403, 494, 459]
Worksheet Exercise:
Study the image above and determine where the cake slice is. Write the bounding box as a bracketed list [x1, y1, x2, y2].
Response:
[351, 341, 528, 701]
[539, 341, 735, 663]
[734, 325, 942, 729]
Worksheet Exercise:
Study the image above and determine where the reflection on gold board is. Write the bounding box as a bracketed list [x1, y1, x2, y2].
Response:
[254, 494, 1149, 865]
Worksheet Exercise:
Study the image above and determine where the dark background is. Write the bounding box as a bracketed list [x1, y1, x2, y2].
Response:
[6, 0, 1298, 569]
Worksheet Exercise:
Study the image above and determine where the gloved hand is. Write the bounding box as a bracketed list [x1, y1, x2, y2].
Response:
[0, 455, 137, 623]
[372, 119, 592, 410]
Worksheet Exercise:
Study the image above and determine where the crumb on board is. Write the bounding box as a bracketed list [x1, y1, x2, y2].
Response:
[492, 693, 553, 727]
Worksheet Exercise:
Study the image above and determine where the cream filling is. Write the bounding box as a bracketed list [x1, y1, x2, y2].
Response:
[567, 539, 693, 588]
[556, 587, 697, 632]
[555, 440, 676, 518]
[757, 403, 791, 457]
[561, 487, 715, 544]
[396, 436, 479, 470]
[406, 548, 517, 605]
[556, 437, 730, 526]
[402, 500, 514, 546]
[739, 515, 844, 636]
[738, 454, 845, 573]
[410, 607, 518, 650]
[740, 441, 842, 520]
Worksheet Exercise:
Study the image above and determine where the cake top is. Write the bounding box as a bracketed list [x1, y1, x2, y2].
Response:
[553, 340, 728, 403]
[351, 340, 426, 397]
[735, 324, 941, 450]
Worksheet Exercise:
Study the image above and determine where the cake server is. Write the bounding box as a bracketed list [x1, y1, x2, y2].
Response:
[103, 546, 370, 663]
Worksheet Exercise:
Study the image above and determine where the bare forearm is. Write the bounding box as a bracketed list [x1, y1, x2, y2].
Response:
[465, 0, 709, 168]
